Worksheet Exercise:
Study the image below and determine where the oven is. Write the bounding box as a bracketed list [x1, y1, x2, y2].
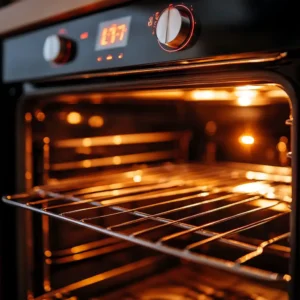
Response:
[1, 0, 300, 299]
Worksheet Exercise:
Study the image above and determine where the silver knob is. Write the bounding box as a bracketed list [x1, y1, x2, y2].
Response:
[156, 7, 192, 49]
[43, 34, 73, 64]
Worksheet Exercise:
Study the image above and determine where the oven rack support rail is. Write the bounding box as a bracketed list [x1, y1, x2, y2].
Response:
[2, 163, 292, 284]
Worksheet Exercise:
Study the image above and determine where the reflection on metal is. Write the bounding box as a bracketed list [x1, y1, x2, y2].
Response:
[24, 112, 35, 300]
[34, 257, 163, 300]
[51, 150, 177, 171]
[54, 131, 189, 148]
[51, 238, 119, 257]
[45, 52, 287, 82]
[49, 241, 133, 264]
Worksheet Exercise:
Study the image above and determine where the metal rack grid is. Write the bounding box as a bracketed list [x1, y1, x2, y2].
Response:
[2, 162, 292, 283]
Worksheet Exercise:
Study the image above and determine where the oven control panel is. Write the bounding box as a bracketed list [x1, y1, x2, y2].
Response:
[3, 0, 299, 82]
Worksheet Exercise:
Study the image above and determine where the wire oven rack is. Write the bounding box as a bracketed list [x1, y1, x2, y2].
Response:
[2, 162, 292, 283]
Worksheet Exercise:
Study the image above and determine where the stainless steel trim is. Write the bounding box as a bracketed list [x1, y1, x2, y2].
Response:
[37, 52, 287, 83]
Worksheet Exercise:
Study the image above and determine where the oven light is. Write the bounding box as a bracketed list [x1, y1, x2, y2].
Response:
[236, 85, 261, 91]
[190, 89, 230, 101]
[67, 112, 82, 124]
[239, 135, 255, 145]
[236, 90, 257, 106]
[237, 96, 252, 106]
[191, 90, 215, 100]
[235, 90, 257, 98]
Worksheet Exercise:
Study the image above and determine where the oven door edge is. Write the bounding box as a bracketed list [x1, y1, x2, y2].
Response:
[12, 68, 300, 300]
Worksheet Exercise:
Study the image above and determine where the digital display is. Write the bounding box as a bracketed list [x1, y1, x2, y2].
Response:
[95, 16, 132, 51]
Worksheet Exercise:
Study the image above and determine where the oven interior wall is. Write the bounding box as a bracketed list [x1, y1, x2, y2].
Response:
[18, 86, 292, 299]
[24, 93, 291, 184]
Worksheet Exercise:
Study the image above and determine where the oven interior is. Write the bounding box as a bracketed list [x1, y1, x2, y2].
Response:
[5, 82, 293, 299]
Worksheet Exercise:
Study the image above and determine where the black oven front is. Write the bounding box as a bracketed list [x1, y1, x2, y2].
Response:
[2, 1, 300, 300]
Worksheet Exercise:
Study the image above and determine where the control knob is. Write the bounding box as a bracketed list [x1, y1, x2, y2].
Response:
[156, 6, 193, 50]
[43, 34, 73, 64]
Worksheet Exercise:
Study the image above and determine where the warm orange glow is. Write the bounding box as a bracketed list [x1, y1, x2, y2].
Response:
[118, 53, 124, 59]
[25, 171, 32, 180]
[80, 32, 89, 39]
[67, 112, 82, 124]
[236, 89, 257, 106]
[44, 250, 52, 257]
[246, 171, 268, 181]
[88, 116, 104, 128]
[205, 121, 217, 135]
[113, 156, 121, 165]
[133, 175, 142, 183]
[43, 137, 50, 144]
[191, 90, 216, 100]
[100, 23, 128, 46]
[277, 141, 287, 152]
[237, 96, 252, 106]
[82, 138, 92, 147]
[251, 200, 289, 212]
[97, 57, 103, 62]
[36, 111, 46, 121]
[239, 135, 255, 145]
[106, 55, 113, 61]
[113, 135, 122, 145]
[25, 112, 32, 122]
[236, 85, 261, 91]
[83, 160, 92, 168]
[190, 89, 230, 101]
[76, 147, 92, 155]
[233, 182, 273, 195]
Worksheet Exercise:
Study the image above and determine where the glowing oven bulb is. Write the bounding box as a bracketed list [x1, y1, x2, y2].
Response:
[239, 135, 255, 145]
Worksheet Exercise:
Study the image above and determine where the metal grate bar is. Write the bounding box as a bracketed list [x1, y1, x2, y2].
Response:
[185, 211, 289, 250]
[2, 163, 291, 283]
[236, 232, 290, 264]
[48, 241, 134, 264]
[51, 150, 178, 171]
[152, 197, 279, 242]
[54, 131, 189, 148]
[81, 192, 230, 223]
[34, 256, 164, 300]
[50, 237, 119, 257]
